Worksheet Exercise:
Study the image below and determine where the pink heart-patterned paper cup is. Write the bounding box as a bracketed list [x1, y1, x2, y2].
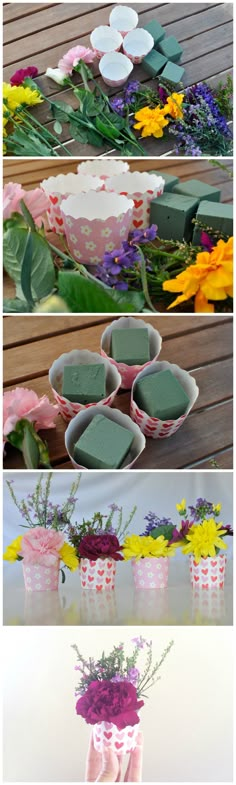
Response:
[40, 173, 103, 234]
[49, 349, 121, 422]
[132, 557, 169, 589]
[65, 404, 146, 470]
[189, 554, 227, 589]
[79, 557, 116, 591]
[105, 171, 164, 230]
[77, 160, 130, 180]
[60, 191, 134, 264]
[90, 25, 123, 59]
[93, 721, 139, 754]
[123, 28, 154, 63]
[99, 52, 133, 86]
[101, 316, 162, 390]
[192, 587, 226, 621]
[109, 5, 138, 36]
[22, 560, 60, 592]
[131, 360, 199, 439]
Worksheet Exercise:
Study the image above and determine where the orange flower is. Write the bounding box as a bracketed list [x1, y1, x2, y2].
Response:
[134, 105, 169, 138]
[162, 237, 233, 312]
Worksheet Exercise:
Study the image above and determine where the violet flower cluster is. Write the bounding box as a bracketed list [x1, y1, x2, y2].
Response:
[110, 80, 140, 117]
[142, 512, 174, 537]
[95, 225, 157, 291]
[169, 82, 232, 156]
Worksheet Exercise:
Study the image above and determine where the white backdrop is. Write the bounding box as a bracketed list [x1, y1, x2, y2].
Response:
[3, 625, 233, 782]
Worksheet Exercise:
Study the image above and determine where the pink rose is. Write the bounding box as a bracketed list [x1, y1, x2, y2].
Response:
[3, 388, 58, 444]
[58, 45, 96, 75]
[21, 526, 64, 566]
[3, 182, 50, 226]
[76, 680, 144, 730]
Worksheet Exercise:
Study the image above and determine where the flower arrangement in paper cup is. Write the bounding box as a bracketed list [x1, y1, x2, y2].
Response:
[123, 514, 177, 589]
[100, 316, 162, 390]
[105, 171, 164, 231]
[40, 173, 103, 234]
[3, 473, 81, 590]
[68, 503, 137, 591]
[173, 497, 233, 588]
[72, 635, 174, 753]
[131, 361, 199, 439]
[49, 349, 121, 422]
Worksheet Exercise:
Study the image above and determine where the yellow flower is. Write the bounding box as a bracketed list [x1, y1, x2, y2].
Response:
[59, 542, 79, 571]
[3, 82, 43, 114]
[134, 105, 169, 139]
[182, 518, 227, 563]
[213, 503, 222, 514]
[3, 535, 23, 562]
[163, 237, 233, 312]
[176, 498, 186, 514]
[164, 93, 184, 120]
[122, 534, 175, 560]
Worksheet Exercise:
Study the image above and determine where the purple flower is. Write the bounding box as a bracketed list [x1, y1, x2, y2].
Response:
[129, 224, 157, 244]
[158, 86, 168, 103]
[110, 96, 125, 116]
[200, 232, 214, 251]
[108, 504, 122, 512]
[128, 667, 140, 685]
[131, 636, 146, 649]
[10, 66, 38, 86]
[170, 520, 193, 543]
[222, 524, 233, 536]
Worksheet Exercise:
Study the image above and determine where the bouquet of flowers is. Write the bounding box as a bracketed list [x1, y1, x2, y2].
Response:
[72, 636, 173, 753]
[173, 497, 233, 588]
[122, 512, 176, 589]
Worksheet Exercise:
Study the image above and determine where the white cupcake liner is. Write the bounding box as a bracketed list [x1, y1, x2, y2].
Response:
[93, 720, 139, 753]
[60, 191, 134, 264]
[100, 316, 162, 390]
[40, 174, 102, 235]
[90, 25, 123, 58]
[109, 5, 139, 36]
[65, 404, 146, 469]
[79, 557, 116, 590]
[131, 361, 199, 439]
[99, 52, 133, 86]
[105, 171, 164, 230]
[49, 349, 121, 422]
[77, 160, 130, 180]
[189, 554, 227, 589]
[123, 28, 154, 63]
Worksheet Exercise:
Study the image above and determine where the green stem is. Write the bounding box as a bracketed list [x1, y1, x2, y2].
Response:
[10, 115, 57, 155]
[138, 245, 157, 312]
[23, 109, 73, 156]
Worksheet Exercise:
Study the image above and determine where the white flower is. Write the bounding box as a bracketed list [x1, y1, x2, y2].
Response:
[69, 234, 78, 244]
[80, 225, 91, 236]
[85, 241, 96, 251]
[65, 217, 73, 228]
[45, 67, 68, 86]
[105, 242, 115, 252]
[101, 227, 112, 238]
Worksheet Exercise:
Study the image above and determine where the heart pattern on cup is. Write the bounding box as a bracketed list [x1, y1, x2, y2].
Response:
[189, 554, 226, 588]
[79, 557, 116, 591]
[93, 721, 139, 754]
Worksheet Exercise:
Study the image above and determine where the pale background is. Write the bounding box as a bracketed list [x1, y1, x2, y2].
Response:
[3, 625, 233, 782]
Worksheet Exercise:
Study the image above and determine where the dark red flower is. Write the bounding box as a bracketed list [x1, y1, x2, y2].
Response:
[76, 680, 144, 729]
[79, 533, 123, 561]
[10, 67, 38, 86]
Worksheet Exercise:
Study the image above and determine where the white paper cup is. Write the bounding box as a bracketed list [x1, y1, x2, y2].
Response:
[109, 5, 138, 36]
[99, 52, 133, 87]
[101, 316, 162, 389]
[65, 404, 146, 469]
[123, 29, 154, 63]
[93, 721, 139, 753]
[105, 171, 164, 230]
[131, 360, 199, 439]
[77, 160, 130, 180]
[60, 191, 134, 264]
[49, 349, 121, 421]
[90, 25, 123, 59]
[40, 173, 103, 234]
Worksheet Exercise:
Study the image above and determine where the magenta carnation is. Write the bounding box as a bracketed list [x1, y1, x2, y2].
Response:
[79, 533, 123, 561]
[10, 66, 38, 86]
[76, 680, 144, 729]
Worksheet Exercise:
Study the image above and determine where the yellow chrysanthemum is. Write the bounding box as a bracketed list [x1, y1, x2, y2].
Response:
[163, 237, 233, 312]
[182, 518, 227, 563]
[3, 535, 23, 562]
[176, 498, 186, 514]
[164, 92, 184, 120]
[59, 542, 79, 571]
[134, 105, 169, 139]
[122, 534, 175, 560]
[3, 82, 43, 113]
[213, 503, 221, 514]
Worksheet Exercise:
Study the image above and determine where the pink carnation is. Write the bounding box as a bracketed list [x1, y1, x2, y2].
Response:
[3, 182, 50, 226]
[58, 45, 96, 75]
[3, 388, 59, 444]
[21, 526, 64, 566]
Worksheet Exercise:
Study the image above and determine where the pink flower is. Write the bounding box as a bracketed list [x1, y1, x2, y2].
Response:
[10, 66, 38, 86]
[76, 680, 144, 729]
[3, 388, 59, 444]
[21, 526, 64, 566]
[3, 182, 50, 226]
[58, 45, 96, 75]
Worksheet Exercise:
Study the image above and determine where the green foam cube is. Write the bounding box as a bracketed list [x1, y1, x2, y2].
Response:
[143, 49, 167, 76]
[192, 201, 233, 244]
[161, 61, 185, 85]
[150, 192, 199, 242]
[74, 414, 134, 469]
[134, 369, 190, 420]
[62, 364, 106, 404]
[158, 36, 183, 63]
[143, 20, 165, 45]
[149, 170, 179, 192]
[111, 328, 150, 366]
[173, 179, 221, 203]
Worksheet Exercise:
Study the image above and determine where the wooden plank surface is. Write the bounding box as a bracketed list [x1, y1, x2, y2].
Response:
[3, 315, 233, 470]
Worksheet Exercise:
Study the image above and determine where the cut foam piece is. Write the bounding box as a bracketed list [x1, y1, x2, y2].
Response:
[143, 49, 167, 76]
[158, 36, 183, 63]
[149, 171, 179, 192]
[143, 19, 165, 45]
[150, 192, 199, 242]
[161, 61, 185, 84]
[192, 200, 233, 244]
[173, 179, 221, 203]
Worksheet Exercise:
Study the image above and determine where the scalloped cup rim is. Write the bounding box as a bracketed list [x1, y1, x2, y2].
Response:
[40, 173, 102, 195]
[49, 349, 122, 404]
[60, 190, 134, 220]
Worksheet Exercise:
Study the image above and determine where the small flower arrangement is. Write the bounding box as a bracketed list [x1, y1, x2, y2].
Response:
[173, 497, 233, 588]
[123, 514, 176, 589]
[72, 636, 173, 752]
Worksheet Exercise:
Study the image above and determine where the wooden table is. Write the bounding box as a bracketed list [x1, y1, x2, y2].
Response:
[3, 314, 233, 470]
[3, 2, 233, 156]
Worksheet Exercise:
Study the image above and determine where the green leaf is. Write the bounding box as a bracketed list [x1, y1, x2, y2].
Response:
[22, 425, 40, 469]
[3, 298, 30, 313]
[19, 199, 36, 231]
[86, 128, 104, 147]
[58, 271, 143, 313]
[53, 120, 62, 135]
[61, 568, 66, 584]
[7, 127, 53, 156]
[150, 524, 175, 541]
[3, 226, 56, 301]
[20, 231, 35, 308]
[51, 100, 74, 122]
[7, 419, 51, 468]
[95, 117, 121, 140]
[69, 122, 89, 144]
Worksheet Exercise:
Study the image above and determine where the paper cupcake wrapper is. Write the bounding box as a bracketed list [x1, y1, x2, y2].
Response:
[41, 175, 103, 235]
[132, 557, 169, 588]
[133, 587, 169, 622]
[61, 205, 133, 265]
[80, 589, 117, 623]
[93, 721, 139, 753]
[46, 194, 66, 234]
[79, 558, 116, 590]
[24, 590, 63, 624]
[65, 404, 146, 470]
[189, 554, 226, 588]
[90, 26, 123, 59]
[49, 349, 121, 422]
[105, 176, 164, 231]
[101, 316, 162, 390]
[77, 161, 130, 180]
[23, 561, 60, 591]
[122, 29, 154, 64]
[99, 52, 133, 87]
[131, 360, 199, 439]
[109, 6, 138, 36]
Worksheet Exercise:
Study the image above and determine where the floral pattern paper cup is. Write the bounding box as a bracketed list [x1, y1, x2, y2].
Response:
[79, 557, 116, 590]
[22, 561, 60, 591]
[101, 316, 162, 389]
[132, 557, 169, 589]
[93, 720, 139, 753]
[77, 160, 130, 180]
[109, 5, 139, 36]
[60, 191, 134, 264]
[90, 25, 123, 58]
[99, 52, 133, 87]
[40, 173, 103, 234]
[65, 404, 146, 470]
[189, 554, 227, 589]
[123, 29, 154, 64]
[49, 349, 121, 422]
[105, 171, 164, 230]
[131, 360, 199, 439]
